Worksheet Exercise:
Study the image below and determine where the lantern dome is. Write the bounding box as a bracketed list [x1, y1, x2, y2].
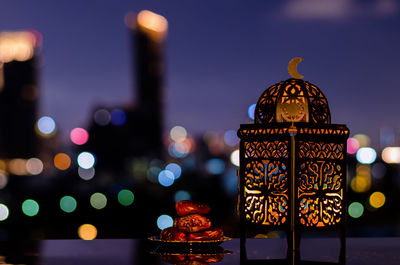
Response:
[254, 78, 331, 125]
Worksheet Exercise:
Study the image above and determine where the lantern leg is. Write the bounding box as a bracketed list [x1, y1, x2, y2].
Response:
[240, 224, 247, 264]
[286, 230, 301, 263]
[339, 226, 346, 264]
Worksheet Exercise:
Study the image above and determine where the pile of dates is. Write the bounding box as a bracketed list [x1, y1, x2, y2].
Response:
[160, 200, 224, 241]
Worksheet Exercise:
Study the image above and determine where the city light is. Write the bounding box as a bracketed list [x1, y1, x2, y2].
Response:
[356, 147, 377, 164]
[36, 116, 56, 137]
[174, 190, 191, 203]
[110, 109, 126, 126]
[117, 189, 135, 206]
[94, 109, 110, 126]
[8, 159, 27, 175]
[78, 224, 97, 240]
[22, 199, 39, 217]
[26, 158, 43, 175]
[371, 163, 386, 179]
[158, 170, 175, 187]
[348, 202, 364, 219]
[157, 214, 173, 230]
[353, 134, 370, 148]
[369, 191, 386, 209]
[147, 166, 161, 183]
[0, 204, 9, 221]
[381, 147, 400, 164]
[347, 137, 360, 154]
[248, 103, 256, 120]
[54, 153, 71, 170]
[230, 149, 240, 166]
[137, 10, 168, 36]
[78, 167, 95, 180]
[0, 171, 8, 189]
[70, 128, 89, 145]
[90, 193, 107, 210]
[0, 31, 36, 62]
[205, 158, 225, 175]
[170, 126, 187, 142]
[165, 163, 182, 179]
[77, 152, 95, 169]
[224, 130, 239, 147]
[60, 196, 77, 213]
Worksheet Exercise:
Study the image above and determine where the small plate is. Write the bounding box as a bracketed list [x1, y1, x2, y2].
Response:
[147, 236, 231, 249]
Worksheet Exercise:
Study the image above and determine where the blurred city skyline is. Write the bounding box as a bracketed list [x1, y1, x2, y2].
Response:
[1, 0, 400, 147]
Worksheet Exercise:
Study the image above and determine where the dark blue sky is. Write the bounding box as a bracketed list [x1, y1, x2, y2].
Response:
[1, 0, 399, 147]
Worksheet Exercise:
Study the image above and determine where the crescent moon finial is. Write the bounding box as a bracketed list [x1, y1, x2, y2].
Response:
[288, 57, 304, 79]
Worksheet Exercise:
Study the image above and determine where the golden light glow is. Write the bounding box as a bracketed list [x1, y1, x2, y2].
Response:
[78, 224, 97, 240]
[8, 159, 27, 175]
[351, 164, 371, 193]
[137, 10, 168, 40]
[382, 147, 400, 164]
[54, 153, 71, 170]
[0, 31, 36, 63]
[369, 191, 385, 209]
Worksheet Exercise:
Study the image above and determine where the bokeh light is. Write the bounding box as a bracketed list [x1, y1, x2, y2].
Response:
[248, 103, 256, 120]
[348, 202, 364, 218]
[78, 167, 95, 180]
[230, 149, 240, 167]
[8, 159, 27, 175]
[347, 137, 360, 154]
[382, 147, 400, 164]
[168, 142, 189, 158]
[60, 196, 77, 213]
[90, 193, 107, 210]
[174, 190, 191, 203]
[118, 189, 135, 206]
[371, 163, 386, 179]
[54, 153, 71, 170]
[0, 204, 9, 221]
[26, 158, 43, 175]
[157, 214, 173, 230]
[0, 171, 8, 189]
[36, 116, 56, 136]
[205, 158, 225, 175]
[77, 152, 95, 169]
[224, 130, 239, 147]
[369, 191, 386, 209]
[165, 163, 182, 179]
[147, 166, 161, 183]
[158, 170, 175, 187]
[353, 134, 370, 148]
[110, 109, 126, 126]
[170, 126, 187, 142]
[356, 147, 377, 164]
[70, 128, 89, 145]
[78, 224, 97, 240]
[22, 199, 39, 217]
[94, 109, 110, 126]
[351, 164, 371, 193]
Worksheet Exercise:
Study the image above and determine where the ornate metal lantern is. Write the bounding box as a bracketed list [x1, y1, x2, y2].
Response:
[238, 58, 349, 264]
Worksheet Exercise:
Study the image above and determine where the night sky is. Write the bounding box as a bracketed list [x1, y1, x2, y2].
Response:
[1, 0, 400, 147]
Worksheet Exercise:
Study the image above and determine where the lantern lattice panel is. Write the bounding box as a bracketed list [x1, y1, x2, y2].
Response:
[243, 140, 289, 226]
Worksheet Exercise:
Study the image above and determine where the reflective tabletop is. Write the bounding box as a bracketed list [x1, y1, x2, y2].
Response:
[1, 237, 399, 265]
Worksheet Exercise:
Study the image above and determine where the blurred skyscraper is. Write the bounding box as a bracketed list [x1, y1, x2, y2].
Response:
[0, 31, 40, 158]
[85, 10, 167, 171]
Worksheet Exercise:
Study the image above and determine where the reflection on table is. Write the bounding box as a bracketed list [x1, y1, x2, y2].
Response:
[0, 238, 399, 265]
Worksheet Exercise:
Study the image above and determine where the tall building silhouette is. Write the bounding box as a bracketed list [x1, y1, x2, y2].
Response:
[0, 31, 39, 158]
[85, 10, 167, 171]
